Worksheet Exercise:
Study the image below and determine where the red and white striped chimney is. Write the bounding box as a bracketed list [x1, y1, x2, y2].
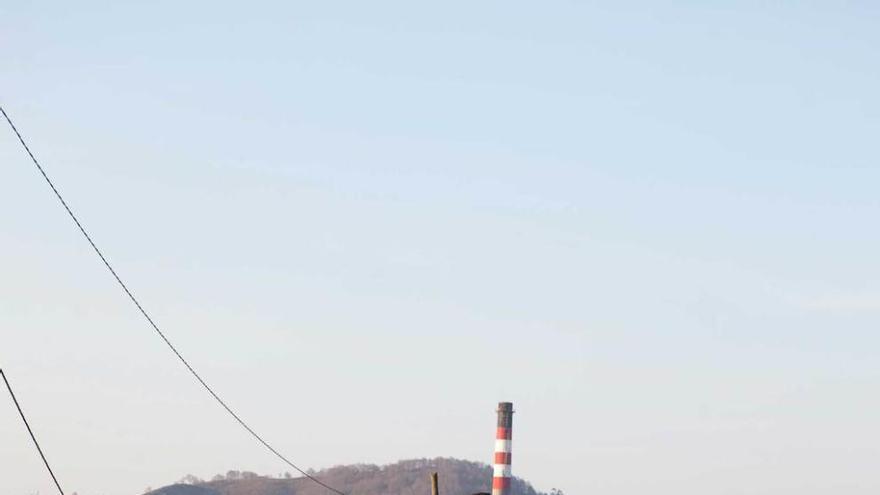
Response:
[492, 402, 514, 495]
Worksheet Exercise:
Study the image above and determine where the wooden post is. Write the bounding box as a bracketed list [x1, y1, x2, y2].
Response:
[431, 472, 439, 495]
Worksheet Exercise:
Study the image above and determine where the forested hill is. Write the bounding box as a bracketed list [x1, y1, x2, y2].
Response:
[145, 458, 554, 495]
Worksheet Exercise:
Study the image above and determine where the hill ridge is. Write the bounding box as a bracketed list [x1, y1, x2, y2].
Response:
[146, 458, 551, 495]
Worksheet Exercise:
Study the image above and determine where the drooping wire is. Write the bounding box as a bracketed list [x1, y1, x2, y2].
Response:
[1, 369, 66, 495]
[0, 106, 346, 495]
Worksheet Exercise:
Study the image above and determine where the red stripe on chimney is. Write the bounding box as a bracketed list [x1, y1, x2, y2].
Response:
[493, 477, 511, 489]
[494, 452, 512, 465]
[496, 427, 512, 440]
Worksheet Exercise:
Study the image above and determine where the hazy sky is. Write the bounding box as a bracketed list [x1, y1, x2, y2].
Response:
[2, 2, 879, 494]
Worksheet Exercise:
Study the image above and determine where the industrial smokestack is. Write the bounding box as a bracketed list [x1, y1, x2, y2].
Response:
[492, 402, 514, 495]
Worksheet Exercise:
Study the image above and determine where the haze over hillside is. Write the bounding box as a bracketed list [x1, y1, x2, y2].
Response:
[144, 458, 557, 495]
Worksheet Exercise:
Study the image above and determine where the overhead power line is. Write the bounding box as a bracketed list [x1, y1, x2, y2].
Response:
[0, 106, 346, 495]
[1, 369, 66, 495]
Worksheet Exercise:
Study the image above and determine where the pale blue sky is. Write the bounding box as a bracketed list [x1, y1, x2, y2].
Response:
[2, 2, 879, 494]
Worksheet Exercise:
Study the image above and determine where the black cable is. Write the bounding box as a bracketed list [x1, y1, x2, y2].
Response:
[1, 369, 66, 495]
[0, 106, 346, 495]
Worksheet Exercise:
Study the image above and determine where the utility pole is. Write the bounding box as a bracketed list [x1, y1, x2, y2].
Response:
[430, 472, 439, 495]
